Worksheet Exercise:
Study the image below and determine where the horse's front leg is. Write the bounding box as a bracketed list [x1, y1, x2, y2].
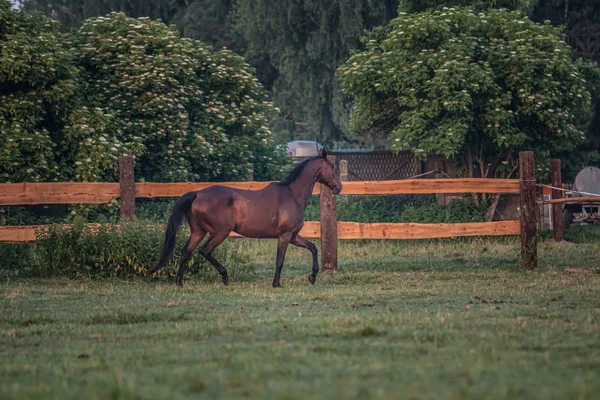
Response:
[272, 232, 292, 288]
[290, 235, 319, 284]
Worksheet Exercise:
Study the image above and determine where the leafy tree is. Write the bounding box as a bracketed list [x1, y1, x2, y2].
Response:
[0, 1, 142, 184]
[70, 12, 288, 182]
[22, 0, 238, 50]
[1, 3, 286, 183]
[398, 1, 600, 181]
[338, 6, 598, 216]
[338, 7, 596, 178]
[0, 0, 78, 182]
[533, 0, 600, 62]
[233, 0, 399, 146]
[22, 0, 400, 147]
[397, 0, 538, 14]
[22, 0, 183, 31]
[22, 0, 599, 161]
[552, 57, 600, 180]
[171, 0, 237, 50]
[533, 0, 600, 180]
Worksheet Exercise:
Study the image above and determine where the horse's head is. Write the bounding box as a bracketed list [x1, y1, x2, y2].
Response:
[316, 149, 343, 195]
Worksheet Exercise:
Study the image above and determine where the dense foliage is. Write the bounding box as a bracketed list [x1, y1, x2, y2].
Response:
[0, 2, 286, 184]
[0, 219, 254, 280]
[22, 0, 402, 147]
[533, 0, 600, 179]
[21, 2, 600, 165]
[233, 0, 399, 146]
[69, 12, 285, 182]
[303, 195, 486, 223]
[0, 1, 78, 182]
[338, 7, 597, 179]
[397, 0, 537, 13]
[22, 0, 183, 33]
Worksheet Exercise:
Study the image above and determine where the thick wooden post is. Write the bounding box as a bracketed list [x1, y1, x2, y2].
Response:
[119, 155, 135, 221]
[551, 158, 563, 242]
[320, 155, 338, 272]
[247, 163, 254, 182]
[519, 151, 537, 269]
[339, 160, 349, 182]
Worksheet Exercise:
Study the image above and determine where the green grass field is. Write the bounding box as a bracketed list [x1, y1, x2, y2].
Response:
[1, 229, 599, 399]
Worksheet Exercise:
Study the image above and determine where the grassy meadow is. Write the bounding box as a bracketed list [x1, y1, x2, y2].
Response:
[1, 228, 599, 399]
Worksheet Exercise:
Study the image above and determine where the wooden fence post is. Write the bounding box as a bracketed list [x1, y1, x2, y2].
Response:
[119, 155, 135, 221]
[519, 151, 537, 269]
[339, 160, 349, 182]
[551, 158, 563, 242]
[320, 155, 338, 272]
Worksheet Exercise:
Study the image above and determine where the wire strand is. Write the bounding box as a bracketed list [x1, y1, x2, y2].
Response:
[536, 183, 600, 197]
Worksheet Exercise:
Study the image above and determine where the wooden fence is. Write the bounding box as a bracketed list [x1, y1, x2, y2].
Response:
[0, 152, 539, 270]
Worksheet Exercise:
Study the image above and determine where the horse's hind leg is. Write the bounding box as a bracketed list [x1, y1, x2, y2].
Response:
[273, 232, 293, 288]
[290, 235, 319, 285]
[198, 232, 230, 285]
[176, 229, 206, 287]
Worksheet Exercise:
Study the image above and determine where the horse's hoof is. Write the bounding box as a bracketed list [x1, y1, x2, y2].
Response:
[272, 282, 282, 288]
[176, 281, 183, 288]
[222, 276, 229, 286]
[308, 275, 316, 285]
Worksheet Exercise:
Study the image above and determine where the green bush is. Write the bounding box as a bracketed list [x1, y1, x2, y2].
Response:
[67, 12, 288, 183]
[398, 198, 487, 223]
[0, 1, 78, 183]
[338, 7, 598, 181]
[1, 3, 288, 185]
[0, 242, 34, 279]
[0, 219, 254, 281]
[304, 195, 486, 223]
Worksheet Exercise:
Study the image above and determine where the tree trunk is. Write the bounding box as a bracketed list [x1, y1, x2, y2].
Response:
[486, 194, 501, 222]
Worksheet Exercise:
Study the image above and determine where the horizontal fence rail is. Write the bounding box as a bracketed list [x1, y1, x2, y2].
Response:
[0, 182, 120, 205]
[0, 178, 520, 205]
[339, 178, 520, 195]
[538, 196, 600, 205]
[0, 221, 521, 243]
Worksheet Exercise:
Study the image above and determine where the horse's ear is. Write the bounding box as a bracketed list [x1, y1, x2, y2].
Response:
[322, 148, 328, 159]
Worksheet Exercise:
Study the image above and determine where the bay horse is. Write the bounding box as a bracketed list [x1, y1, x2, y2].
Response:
[150, 149, 342, 287]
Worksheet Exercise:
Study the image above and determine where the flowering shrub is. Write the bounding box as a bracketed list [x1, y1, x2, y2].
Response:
[337, 7, 598, 179]
[0, 1, 78, 182]
[69, 12, 286, 182]
[0, 2, 287, 184]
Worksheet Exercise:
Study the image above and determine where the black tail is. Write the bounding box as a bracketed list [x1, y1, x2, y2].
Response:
[150, 191, 197, 273]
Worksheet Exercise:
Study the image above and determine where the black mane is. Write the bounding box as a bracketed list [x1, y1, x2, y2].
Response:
[279, 155, 322, 186]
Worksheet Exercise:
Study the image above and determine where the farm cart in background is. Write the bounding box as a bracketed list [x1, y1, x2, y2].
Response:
[563, 167, 600, 229]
